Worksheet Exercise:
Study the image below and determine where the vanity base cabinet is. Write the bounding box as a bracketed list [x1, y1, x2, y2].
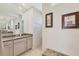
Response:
[1, 34, 33, 56]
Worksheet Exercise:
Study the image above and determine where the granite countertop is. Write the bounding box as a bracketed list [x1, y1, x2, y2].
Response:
[2, 33, 33, 42]
[21, 33, 33, 36]
[2, 33, 33, 38]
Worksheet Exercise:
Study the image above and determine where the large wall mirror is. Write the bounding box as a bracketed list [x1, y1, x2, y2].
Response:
[0, 15, 23, 33]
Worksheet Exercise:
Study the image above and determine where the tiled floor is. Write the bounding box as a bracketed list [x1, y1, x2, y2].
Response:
[21, 48, 43, 56]
[21, 48, 67, 56]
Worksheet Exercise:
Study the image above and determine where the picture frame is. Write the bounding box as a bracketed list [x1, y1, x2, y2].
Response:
[62, 12, 79, 29]
[45, 13, 53, 28]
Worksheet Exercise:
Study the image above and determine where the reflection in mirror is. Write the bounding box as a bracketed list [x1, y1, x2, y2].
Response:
[0, 16, 13, 31]
[0, 15, 23, 34]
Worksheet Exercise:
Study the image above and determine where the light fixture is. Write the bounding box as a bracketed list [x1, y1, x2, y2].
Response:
[22, 3, 26, 7]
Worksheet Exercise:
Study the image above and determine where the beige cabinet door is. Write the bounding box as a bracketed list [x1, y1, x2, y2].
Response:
[14, 38, 26, 56]
[27, 37, 32, 50]
[3, 41, 13, 56]
[3, 45, 10, 56]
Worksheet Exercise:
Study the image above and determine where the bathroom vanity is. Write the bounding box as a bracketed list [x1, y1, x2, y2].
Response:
[0, 31, 33, 56]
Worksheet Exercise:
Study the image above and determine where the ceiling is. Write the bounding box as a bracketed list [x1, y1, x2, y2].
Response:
[0, 3, 42, 16]
[0, 3, 58, 24]
[51, 3, 59, 6]
[0, 3, 42, 24]
[0, 3, 58, 19]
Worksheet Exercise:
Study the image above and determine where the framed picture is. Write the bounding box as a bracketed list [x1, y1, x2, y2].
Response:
[62, 12, 79, 29]
[45, 13, 53, 28]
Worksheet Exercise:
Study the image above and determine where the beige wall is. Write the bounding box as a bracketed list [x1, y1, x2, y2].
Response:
[42, 3, 79, 56]
[33, 8, 42, 48]
[22, 8, 33, 34]
[22, 7, 42, 48]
